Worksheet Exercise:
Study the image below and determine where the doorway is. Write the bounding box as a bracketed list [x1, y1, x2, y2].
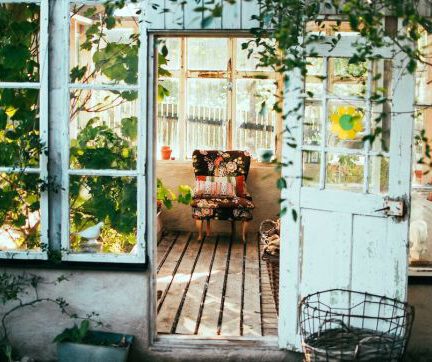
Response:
[153, 35, 281, 338]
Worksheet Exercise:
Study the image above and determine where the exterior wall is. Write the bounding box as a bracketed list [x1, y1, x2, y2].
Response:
[146, 0, 260, 30]
[157, 160, 281, 234]
[0, 268, 151, 361]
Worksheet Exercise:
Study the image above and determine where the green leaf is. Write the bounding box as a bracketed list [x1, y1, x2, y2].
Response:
[121, 117, 138, 141]
[0, 109, 6, 129]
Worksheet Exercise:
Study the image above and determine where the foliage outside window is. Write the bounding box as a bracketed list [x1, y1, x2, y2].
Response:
[0, 2, 48, 258]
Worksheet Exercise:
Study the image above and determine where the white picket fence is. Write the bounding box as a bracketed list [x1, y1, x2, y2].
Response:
[157, 103, 276, 158]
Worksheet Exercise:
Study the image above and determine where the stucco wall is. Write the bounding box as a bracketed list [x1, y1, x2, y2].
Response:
[157, 160, 281, 235]
[0, 268, 150, 361]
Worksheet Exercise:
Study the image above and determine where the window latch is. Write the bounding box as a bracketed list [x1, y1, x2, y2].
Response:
[375, 198, 405, 217]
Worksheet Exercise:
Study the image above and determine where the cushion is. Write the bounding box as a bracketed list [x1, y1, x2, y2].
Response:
[194, 177, 236, 198]
[195, 175, 248, 198]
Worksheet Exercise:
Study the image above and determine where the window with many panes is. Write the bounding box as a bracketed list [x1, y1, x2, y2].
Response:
[0, 0, 146, 264]
[157, 37, 281, 160]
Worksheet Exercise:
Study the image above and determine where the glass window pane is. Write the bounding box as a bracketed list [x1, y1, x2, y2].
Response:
[158, 38, 181, 71]
[235, 79, 276, 156]
[187, 38, 228, 71]
[236, 38, 273, 71]
[0, 3, 40, 82]
[326, 153, 364, 192]
[70, 89, 138, 170]
[410, 190, 432, 268]
[0, 88, 40, 167]
[302, 151, 320, 187]
[0, 173, 40, 252]
[69, 3, 139, 84]
[186, 79, 227, 156]
[416, 30, 432, 106]
[157, 78, 179, 159]
[329, 58, 367, 98]
[305, 57, 324, 98]
[368, 156, 389, 194]
[303, 102, 322, 146]
[327, 101, 365, 150]
[370, 101, 391, 153]
[69, 175, 137, 254]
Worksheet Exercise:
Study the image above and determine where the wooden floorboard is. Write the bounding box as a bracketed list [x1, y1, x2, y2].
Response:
[220, 238, 243, 336]
[197, 236, 229, 336]
[243, 234, 262, 337]
[175, 235, 217, 335]
[157, 231, 278, 338]
[158, 233, 202, 333]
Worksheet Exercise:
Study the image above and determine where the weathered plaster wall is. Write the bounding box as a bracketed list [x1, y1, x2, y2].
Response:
[0, 268, 150, 361]
[156, 160, 281, 234]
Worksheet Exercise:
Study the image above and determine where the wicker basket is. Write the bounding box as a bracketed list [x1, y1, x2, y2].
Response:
[262, 250, 279, 314]
[299, 289, 415, 362]
[259, 218, 280, 314]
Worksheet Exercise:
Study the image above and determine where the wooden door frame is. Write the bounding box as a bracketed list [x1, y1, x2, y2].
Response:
[146, 31, 282, 348]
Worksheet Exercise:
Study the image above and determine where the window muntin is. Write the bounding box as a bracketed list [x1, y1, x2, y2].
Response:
[157, 37, 281, 160]
[302, 57, 392, 194]
[0, 0, 48, 259]
[62, 1, 145, 263]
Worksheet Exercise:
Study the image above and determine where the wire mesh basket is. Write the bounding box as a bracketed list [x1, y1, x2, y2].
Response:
[262, 250, 279, 314]
[299, 289, 415, 362]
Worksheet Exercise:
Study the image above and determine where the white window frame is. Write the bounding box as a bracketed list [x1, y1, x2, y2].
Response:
[0, 0, 49, 260]
[158, 35, 282, 161]
[58, 0, 147, 264]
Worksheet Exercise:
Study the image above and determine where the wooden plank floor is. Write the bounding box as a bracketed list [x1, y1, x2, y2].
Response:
[157, 230, 278, 337]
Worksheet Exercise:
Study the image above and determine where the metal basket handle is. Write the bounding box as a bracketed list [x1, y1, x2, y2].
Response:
[318, 318, 350, 337]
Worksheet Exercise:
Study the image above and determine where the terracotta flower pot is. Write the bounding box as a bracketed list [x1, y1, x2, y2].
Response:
[161, 146, 172, 160]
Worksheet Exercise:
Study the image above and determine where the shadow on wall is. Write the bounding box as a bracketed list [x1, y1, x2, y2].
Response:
[156, 160, 281, 234]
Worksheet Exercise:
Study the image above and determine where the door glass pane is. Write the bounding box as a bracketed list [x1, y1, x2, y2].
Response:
[326, 153, 364, 192]
[70, 89, 138, 170]
[329, 58, 367, 98]
[0, 173, 40, 252]
[157, 78, 179, 159]
[0, 89, 40, 167]
[69, 175, 137, 254]
[368, 156, 389, 194]
[187, 38, 228, 71]
[0, 3, 40, 82]
[303, 103, 322, 146]
[370, 101, 391, 153]
[327, 101, 365, 150]
[235, 79, 277, 156]
[302, 151, 320, 187]
[186, 79, 227, 156]
[69, 3, 139, 84]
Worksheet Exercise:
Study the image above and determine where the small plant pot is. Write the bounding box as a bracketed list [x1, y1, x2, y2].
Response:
[57, 330, 134, 362]
[161, 146, 172, 160]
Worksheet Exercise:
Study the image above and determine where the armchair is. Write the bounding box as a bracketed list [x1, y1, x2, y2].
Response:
[191, 150, 255, 241]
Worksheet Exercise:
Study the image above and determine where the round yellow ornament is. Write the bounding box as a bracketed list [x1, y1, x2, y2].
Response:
[330, 106, 363, 140]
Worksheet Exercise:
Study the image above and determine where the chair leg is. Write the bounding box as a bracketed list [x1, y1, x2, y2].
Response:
[231, 220, 236, 241]
[241, 221, 248, 242]
[196, 219, 204, 240]
[206, 219, 211, 237]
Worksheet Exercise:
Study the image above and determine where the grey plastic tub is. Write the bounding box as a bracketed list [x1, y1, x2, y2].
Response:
[57, 330, 134, 362]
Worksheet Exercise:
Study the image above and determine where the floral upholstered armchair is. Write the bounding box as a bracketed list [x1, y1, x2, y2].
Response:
[191, 150, 255, 241]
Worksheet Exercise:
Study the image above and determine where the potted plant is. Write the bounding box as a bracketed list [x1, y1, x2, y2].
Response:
[55, 320, 134, 362]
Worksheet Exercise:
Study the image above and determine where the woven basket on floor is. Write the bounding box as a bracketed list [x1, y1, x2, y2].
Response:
[262, 250, 279, 314]
[300, 289, 415, 362]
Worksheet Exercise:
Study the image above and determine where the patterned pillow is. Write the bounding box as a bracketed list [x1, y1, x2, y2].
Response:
[194, 176, 247, 198]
